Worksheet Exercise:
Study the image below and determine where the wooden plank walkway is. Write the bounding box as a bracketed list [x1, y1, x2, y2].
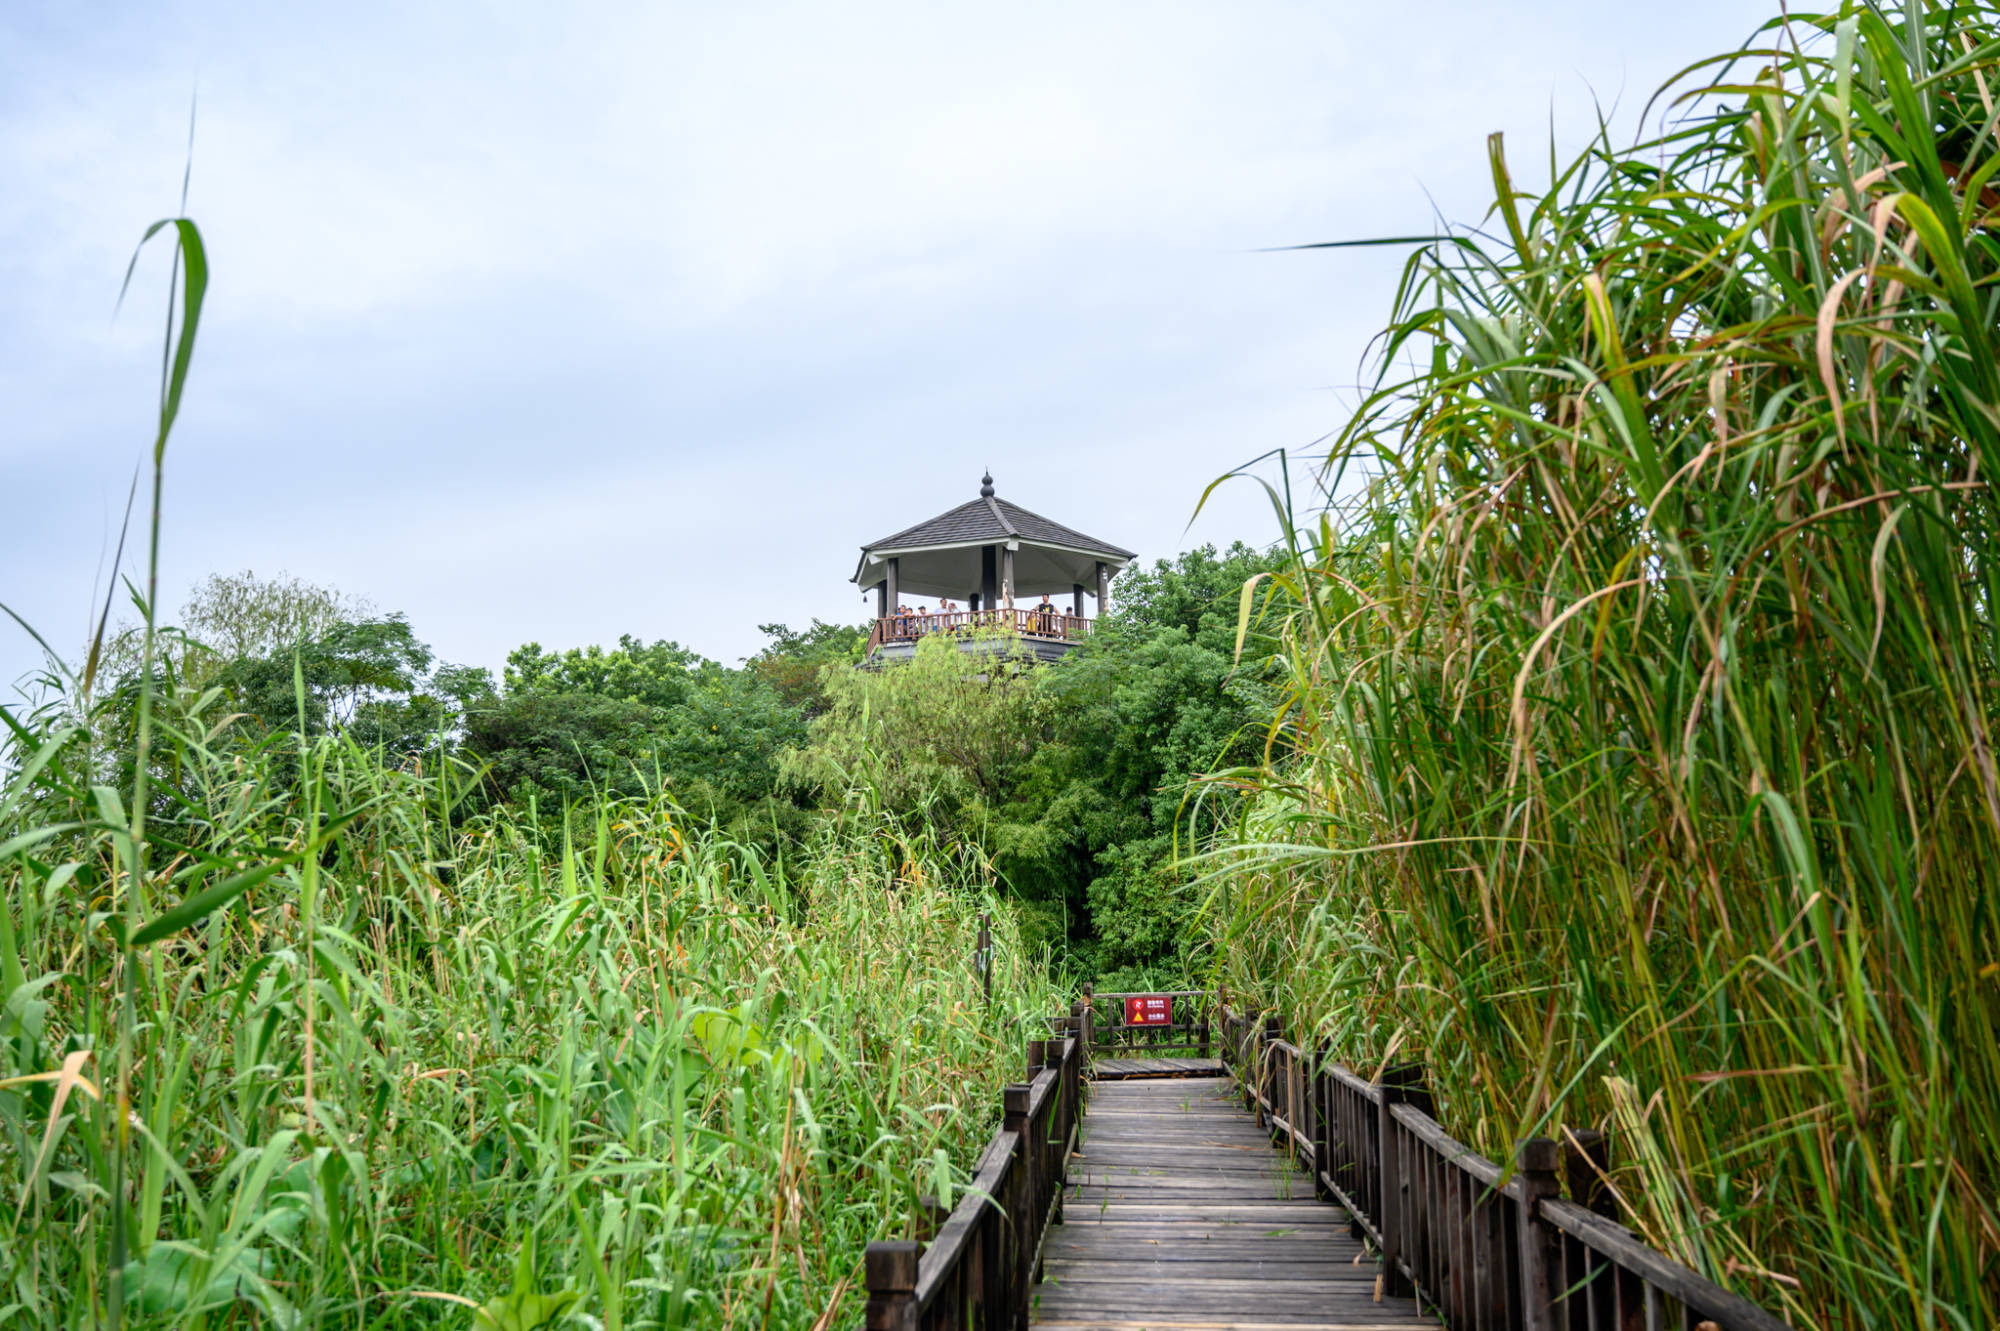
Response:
[1033, 1077, 1433, 1331]
[1091, 1057, 1225, 1079]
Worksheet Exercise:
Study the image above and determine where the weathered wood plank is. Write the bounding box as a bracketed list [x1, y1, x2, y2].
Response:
[1030, 1077, 1424, 1331]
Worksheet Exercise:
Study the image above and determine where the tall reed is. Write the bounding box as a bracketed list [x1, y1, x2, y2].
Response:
[0, 208, 1051, 1329]
[0, 691, 1047, 1328]
[1209, 4, 2000, 1325]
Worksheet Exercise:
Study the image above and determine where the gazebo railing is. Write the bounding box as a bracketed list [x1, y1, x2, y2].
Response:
[869, 608, 1093, 652]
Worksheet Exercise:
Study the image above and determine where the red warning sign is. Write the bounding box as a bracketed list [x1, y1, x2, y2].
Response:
[1124, 994, 1173, 1026]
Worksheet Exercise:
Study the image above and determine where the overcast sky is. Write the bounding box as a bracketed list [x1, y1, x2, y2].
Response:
[2, 0, 1773, 695]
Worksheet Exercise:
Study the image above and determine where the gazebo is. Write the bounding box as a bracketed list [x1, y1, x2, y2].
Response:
[854, 473, 1136, 661]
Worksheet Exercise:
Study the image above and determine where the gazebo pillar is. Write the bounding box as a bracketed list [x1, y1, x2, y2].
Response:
[1001, 546, 1016, 609]
[1095, 561, 1110, 613]
[981, 546, 998, 610]
[1072, 583, 1085, 618]
[886, 557, 900, 613]
[876, 584, 888, 618]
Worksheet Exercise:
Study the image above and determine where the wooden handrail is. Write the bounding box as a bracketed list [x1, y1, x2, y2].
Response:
[1538, 1199, 1794, 1331]
[1214, 1001, 1795, 1331]
[866, 1003, 1091, 1331]
[871, 990, 1795, 1329]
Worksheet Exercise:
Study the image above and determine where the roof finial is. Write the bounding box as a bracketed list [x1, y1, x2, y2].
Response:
[980, 470, 995, 498]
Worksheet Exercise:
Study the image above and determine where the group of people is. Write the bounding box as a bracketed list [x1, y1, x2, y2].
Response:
[884, 594, 1083, 641]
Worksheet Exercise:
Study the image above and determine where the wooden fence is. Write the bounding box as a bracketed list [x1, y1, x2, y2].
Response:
[1219, 1005, 1793, 1331]
[1084, 987, 1211, 1059]
[863, 999, 1092, 1331]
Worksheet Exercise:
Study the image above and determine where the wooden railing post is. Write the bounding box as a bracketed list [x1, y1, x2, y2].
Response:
[1043, 1036, 1068, 1223]
[1079, 985, 1094, 1068]
[1311, 1041, 1334, 1202]
[1563, 1127, 1614, 1327]
[1376, 1062, 1426, 1299]
[1516, 1137, 1564, 1331]
[1261, 1015, 1282, 1126]
[981, 1145, 1009, 1331]
[865, 1240, 920, 1331]
[1562, 1128, 1612, 1215]
[1025, 1038, 1046, 1080]
[1003, 1083, 1035, 1331]
[919, 1196, 951, 1245]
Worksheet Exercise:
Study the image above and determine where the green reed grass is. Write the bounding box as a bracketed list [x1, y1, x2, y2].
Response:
[1205, 3, 2000, 1326]
[0, 693, 1050, 1329]
[0, 211, 1055, 1329]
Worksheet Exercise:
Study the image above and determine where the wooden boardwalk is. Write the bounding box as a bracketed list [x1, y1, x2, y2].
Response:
[1091, 1057, 1224, 1079]
[1033, 1077, 1433, 1331]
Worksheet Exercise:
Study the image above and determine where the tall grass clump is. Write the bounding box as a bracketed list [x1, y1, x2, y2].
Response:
[1210, 3, 2000, 1325]
[0, 210, 1055, 1329]
[0, 692, 1050, 1329]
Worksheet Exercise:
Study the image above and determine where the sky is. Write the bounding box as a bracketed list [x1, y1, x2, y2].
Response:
[1, 0, 1775, 695]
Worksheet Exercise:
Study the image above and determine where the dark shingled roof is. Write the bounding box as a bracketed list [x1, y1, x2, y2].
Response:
[864, 494, 1135, 560]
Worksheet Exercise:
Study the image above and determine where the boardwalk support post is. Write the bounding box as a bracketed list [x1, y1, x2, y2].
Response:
[1516, 1137, 1564, 1331]
[1376, 1062, 1427, 1299]
[864, 1240, 920, 1331]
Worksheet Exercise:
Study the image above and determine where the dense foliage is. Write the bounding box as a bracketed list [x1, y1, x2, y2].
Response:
[786, 544, 1283, 983]
[1210, 5, 2000, 1325]
[76, 543, 1276, 983]
[466, 630, 849, 850]
[0, 214, 1067, 1330]
[1, 672, 1050, 1329]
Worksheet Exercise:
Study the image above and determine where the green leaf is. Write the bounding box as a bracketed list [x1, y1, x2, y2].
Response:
[129, 862, 289, 947]
[472, 1288, 579, 1331]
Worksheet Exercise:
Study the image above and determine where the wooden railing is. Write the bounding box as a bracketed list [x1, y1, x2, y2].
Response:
[864, 999, 1092, 1331]
[867, 608, 1094, 653]
[1084, 988, 1212, 1059]
[1219, 1004, 1793, 1331]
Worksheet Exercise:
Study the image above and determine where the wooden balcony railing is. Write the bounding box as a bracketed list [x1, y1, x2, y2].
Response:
[866, 607, 1094, 654]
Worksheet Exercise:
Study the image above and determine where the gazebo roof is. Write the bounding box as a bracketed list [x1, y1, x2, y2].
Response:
[853, 473, 1136, 600]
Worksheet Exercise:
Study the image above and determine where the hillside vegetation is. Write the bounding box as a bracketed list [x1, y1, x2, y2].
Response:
[1210, 4, 2000, 1326]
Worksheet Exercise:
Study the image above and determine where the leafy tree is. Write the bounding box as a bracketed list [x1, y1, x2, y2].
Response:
[503, 635, 702, 710]
[748, 620, 867, 715]
[780, 633, 1049, 822]
[182, 569, 373, 663]
[776, 545, 1285, 980]
[1103, 541, 1286, 656]
[93, 569, 373, 693]
[466, 633, 812, 850]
